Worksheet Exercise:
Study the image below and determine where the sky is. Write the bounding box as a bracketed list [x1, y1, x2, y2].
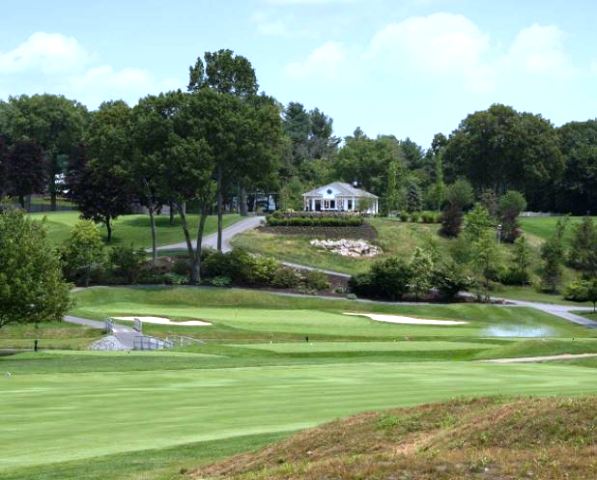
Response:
[1, 0, 596, 147]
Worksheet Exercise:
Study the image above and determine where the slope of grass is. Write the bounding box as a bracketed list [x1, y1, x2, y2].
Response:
[194, 396, 597, 480]
[232, 219, 447, 275]
[29, 211, 241, 247]
[0, 321, 102, 350]
[2, 358, 597, 472]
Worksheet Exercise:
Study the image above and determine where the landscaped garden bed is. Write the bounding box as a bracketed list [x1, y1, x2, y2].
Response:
[259, 223, 377, 240]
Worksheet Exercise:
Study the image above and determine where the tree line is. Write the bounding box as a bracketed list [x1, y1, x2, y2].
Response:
[1, 50, 596, 255]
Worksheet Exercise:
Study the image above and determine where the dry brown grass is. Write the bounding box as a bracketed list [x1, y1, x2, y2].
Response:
[191, 396, 597, 480]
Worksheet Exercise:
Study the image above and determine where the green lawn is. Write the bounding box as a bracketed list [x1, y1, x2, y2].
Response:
[2, 285, 597, 479]
[519, 215, 597, 243]
[2, 356, 597, 474]
[29, 211, 241, 247]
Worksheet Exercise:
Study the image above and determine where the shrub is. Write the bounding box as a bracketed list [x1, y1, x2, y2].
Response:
[60, 220, 106, 287]
[210, 276, 232, 288]
[500, 268, 530, 286]
[433, 260, 471, 300]
[563, 280, 590, 302]
[251, 255, 279, 285]
[172, 257, 191, 276]
[421, 212, 434, 224]
[409, 212, 421, 223]
[271, 267, 301, 289]
[399, 212, 409, 222]
[350, 258, 412, 301]
[109, 245, 146, 284]
[202, 248, 287, 287]
[163, 272, 187, 285]
[302, 270, 331, 291]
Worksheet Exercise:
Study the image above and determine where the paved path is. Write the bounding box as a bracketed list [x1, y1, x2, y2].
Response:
[64, 315, 144, 350]
[485, 353, 597, 364]
[155, 216, 264, 253]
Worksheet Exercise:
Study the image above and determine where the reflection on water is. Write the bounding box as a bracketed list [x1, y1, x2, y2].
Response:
[484, 325, 553, 337]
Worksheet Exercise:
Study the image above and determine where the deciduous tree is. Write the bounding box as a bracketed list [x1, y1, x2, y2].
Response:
[0, 209, 69, 328]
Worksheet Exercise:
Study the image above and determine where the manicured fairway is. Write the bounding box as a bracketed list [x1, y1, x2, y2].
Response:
[28, 211, 241, 247]
[70, 287, 592, 339]
[232, 340, 501, 353]
[2, 358, 597, 470]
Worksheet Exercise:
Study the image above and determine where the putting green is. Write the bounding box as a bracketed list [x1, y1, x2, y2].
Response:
[2, 359, 597, 470]
[232, 341, 499, 353]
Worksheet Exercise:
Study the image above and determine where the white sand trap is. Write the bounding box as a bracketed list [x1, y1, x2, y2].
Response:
[113, 316, 211, 326]
[344, 313, 468, 326]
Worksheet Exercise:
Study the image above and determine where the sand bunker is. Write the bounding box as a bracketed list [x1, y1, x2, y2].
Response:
[344, 313, 468, 326]
[113, 316, 211, 326]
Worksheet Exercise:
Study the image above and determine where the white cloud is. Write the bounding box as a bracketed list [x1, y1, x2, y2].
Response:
[506, 24, 571, 75]
[0, 32, 90, 74]
[366, 13, 494, 92]
[0, 32, 181, 108]
[368, 13, 489, 74]
[285, 41, 347, 79]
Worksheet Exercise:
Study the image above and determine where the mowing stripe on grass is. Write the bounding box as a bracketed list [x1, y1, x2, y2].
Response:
[2, 360, 597, 470]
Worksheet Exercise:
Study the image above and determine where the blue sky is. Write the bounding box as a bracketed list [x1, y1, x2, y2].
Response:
[1, 0, 596, 146]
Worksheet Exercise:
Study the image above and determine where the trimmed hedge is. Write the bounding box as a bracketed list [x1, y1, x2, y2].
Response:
[267, 215, 363, 227]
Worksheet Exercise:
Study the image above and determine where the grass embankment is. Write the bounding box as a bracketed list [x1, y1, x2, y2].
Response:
[0, 321, 102, 350]
[232, 218, 446, 275]
[29, 211, 241, 247]
[195, 396, 597, 480]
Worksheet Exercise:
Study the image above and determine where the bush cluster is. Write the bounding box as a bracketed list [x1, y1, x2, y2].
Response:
[267, 214, 363, 227]
[201, 248, 331, 292]
[349, 256, 470, 302]
[398, 211, 440, 223]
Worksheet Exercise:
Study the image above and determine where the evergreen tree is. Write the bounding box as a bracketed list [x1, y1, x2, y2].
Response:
[568, 217, 597, 276]
[540, 219, 567, 292]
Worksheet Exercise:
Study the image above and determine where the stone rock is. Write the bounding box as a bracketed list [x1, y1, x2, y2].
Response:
[310, 238, 382, 258]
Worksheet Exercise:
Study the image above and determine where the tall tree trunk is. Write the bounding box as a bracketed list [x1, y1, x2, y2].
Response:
[239, 185, 248, 217]
[216, 164, 223, 251]
[149, 206, 157, 264]
[169, 201, 175, 225]
[105, 216, 112, 243]
[177, 204, 197, 284]
[18, 195, 25, 209]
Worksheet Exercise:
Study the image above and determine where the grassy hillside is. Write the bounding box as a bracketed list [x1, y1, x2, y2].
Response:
[29, 211, 241, 247]
[194, 396, 597, 480]
[233, 219, 453, 275]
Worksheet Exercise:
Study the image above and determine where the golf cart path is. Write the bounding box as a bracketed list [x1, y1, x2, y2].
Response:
[64, 315, 144, 349]
[484, 353, 597, 364]
[155, 216, 264, 253]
